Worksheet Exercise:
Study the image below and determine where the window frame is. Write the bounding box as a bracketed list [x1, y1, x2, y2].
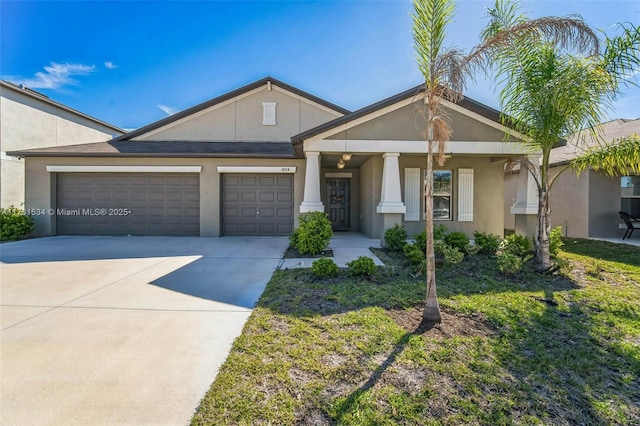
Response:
[424, 169, 452, 221]
[621, 175, 640, 218]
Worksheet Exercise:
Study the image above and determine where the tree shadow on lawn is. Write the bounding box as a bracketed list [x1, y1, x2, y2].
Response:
[297, 288, 640, 425]
[261, 251, 639, 424]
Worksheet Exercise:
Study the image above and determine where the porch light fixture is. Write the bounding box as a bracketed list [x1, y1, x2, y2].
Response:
[342, 153, 352, 161]
[337, 162, 345, 169]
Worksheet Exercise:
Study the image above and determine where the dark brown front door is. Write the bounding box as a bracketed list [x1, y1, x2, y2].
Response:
[327, 178, 350, 230]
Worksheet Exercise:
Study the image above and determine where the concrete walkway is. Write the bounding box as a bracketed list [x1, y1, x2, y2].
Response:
[0, 236, 288, 426]
[589, 237, 640, 247]
[281, 232, 384, 269]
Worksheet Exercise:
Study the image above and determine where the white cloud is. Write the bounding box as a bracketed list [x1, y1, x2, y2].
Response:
[3, 62, 96, 89]
[104, 61, 118, 70]
[157, 104, 178, 116]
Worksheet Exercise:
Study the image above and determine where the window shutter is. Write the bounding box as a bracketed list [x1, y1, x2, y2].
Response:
[404, 168, 420, 221]
[458, 168, 474, 222]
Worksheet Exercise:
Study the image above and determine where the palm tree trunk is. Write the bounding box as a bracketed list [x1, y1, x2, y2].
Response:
[423, 138, 442, 323]
[535, 187, 552, 270]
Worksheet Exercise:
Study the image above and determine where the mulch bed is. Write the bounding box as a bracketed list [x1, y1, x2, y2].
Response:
[283, 247, 334, 258]
[387, 307, 497, 338]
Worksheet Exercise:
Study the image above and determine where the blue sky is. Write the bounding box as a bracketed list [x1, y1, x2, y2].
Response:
[2, 0, 639, 131]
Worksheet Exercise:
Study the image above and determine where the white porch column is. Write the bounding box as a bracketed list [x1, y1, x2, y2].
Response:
[300, 151, 324, 212]
[376, 153, 406, 214]
[510, 155, 540, 235]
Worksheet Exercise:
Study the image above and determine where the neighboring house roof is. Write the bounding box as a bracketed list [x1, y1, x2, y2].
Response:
[7, 141, 296, 158]
[290, 84, 506, 143]
[550, 118, 640, 165]
[0, 80, 125, 135]
[111, 76, 350, 143]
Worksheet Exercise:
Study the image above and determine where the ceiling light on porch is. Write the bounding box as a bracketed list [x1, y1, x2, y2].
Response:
[337, 160, 345, 169]
[342, 153, 352, 161]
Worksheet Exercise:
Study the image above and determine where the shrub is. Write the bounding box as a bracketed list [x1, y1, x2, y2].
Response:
[433, 224, 448, 240]
[414, 230, 427, 253]
[501, 233, 531, 257]
[290, 211, 332, 254]
[384, 224, 407, 251]
[473, 231, 501, 254]
[549, 226, 564, 257]
[442, 245, 464, 267]
[311, 257, 339, 278]
[465, 243, 481, 256]
[0, 207, 35, 241]
[497, 252, 530, 275]
[414, 225, 447, 253]
[444, 231, 469, 251]
[403, 243, 424, 265]
[347, 256, 377, 277]
[434, 239, 448, 256]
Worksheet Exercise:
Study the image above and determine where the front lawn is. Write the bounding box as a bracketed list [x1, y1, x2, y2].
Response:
[192, 239, 640, 425]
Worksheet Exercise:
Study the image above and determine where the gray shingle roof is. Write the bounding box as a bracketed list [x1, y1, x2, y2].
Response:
[8, 141, 297, 158]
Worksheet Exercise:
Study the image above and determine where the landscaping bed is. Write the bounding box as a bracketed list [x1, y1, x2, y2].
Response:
[192, 239, 640, 425]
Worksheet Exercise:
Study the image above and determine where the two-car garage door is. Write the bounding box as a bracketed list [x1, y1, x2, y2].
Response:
[55, 172, 294, 237]
[56, 173, 200, 236]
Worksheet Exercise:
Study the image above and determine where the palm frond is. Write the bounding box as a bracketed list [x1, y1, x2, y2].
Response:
[571, 134, 640, 176]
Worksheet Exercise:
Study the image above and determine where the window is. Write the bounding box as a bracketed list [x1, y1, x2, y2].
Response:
[425, 170, 452, 220]
[621, 176, 640, 217]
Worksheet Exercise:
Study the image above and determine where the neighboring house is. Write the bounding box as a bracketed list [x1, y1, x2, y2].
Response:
[10, 77, 529, 240]
[504, 118, 640, 238]
[0, 80, 124, 208]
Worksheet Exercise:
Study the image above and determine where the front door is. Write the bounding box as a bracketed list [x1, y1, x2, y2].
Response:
[327, 178, 350, 230]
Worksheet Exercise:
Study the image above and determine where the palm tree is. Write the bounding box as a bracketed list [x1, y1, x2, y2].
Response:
[411, 0, 467, 323]
[473, 0, 640, 269]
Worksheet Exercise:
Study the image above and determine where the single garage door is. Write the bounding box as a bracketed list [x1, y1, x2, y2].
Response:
[222, 174, 293, 236]
[56, 173, 200, 236]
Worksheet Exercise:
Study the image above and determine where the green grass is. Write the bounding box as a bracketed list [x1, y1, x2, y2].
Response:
[192, 239, 640, 425]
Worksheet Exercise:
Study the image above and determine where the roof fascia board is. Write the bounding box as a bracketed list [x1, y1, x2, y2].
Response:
[1, 80, 124, 134]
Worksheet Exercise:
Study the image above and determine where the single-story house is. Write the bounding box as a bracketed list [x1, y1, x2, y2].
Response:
[10, 77, 532, 240]
[0, 80, 124, 208]
[504, 118, 640, 239]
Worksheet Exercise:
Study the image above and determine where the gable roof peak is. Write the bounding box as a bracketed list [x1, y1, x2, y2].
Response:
[113, 76, 349, 142]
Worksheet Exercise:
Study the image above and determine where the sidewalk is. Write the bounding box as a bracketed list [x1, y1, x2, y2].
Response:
[280, 232, 384, 269]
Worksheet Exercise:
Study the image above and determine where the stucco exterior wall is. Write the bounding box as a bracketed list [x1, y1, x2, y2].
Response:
[358, 156, 383, 238]
[135, 87, 341, 142]
[328, 103, 508, 142]
[1, 86, 120, 207]
[23, 156, 305, 237]
[588, 170, 620, 238]
[398, 155, 505, 239]
[503, 175, 517, 232]
[549, 167, 589, 238]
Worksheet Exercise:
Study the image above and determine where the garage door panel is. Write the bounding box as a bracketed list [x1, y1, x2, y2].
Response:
[57, 173, 199, 236]
[222, 173, 293, 236]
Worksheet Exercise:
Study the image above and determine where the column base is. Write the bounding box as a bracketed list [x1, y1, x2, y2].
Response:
[376, 202, 406, 214]
[300, 201, 325, 213]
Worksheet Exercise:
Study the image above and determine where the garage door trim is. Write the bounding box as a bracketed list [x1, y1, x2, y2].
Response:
[47, 165, 202, 173]
[217, 166, 296, 174]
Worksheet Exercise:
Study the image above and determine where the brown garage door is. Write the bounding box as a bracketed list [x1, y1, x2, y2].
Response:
[222, 174, 293, 236]
[56, 173, 200, 236]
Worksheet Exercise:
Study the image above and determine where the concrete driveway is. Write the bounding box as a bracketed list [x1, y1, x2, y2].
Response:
[0, 236, 288, 425]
